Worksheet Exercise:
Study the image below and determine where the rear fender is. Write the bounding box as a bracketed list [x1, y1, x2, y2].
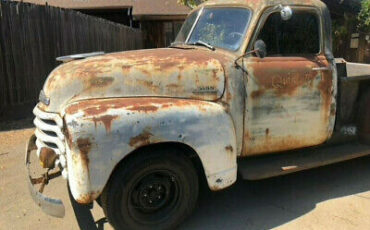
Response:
[63, 98, 237, 203]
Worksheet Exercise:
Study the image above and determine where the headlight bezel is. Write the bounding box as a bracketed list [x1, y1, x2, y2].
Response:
[39, 90, 50, 106]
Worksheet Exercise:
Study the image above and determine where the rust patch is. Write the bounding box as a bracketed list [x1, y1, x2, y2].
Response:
[110, 48, 229, 67]
[63, 120, 73, 148]
[135, 79, 161, 94]
[317, 59, 333, 119]
[225, 145, 233, 153]
[89, 77, 114, 87]
[243, 56, 333, 156]
[265, 128, 270, 136]
[139, 68, 151, 76]
[91, 115, 118, 133]
[43, 47, 230, 104]
[126, 105, 159, 113]
[75, 191, 100, 204]
[160, 102, 174, 109]
[129, 128, 153, 147]
[212, 69, 220, 81]
[251, 89, 265, 99]
[248, 57, 318, 97]
[243, 133, 327, 156]
[226, 90, 232, 102]
[66, 98, 210, 116]
[222, 84, 233, 113]
[39, 148, 58, 169]
[166, 83, 182, 90]
[77, 138, 92, 168]
[121, 64, 131, 72]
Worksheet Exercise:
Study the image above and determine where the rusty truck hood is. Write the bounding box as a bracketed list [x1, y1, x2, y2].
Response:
[41, 48, 227, 112]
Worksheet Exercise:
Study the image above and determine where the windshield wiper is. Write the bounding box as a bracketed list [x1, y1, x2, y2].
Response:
[169, 42, 196, 50]
[169, 41, 184, 47]
[188, 40, 215, 51]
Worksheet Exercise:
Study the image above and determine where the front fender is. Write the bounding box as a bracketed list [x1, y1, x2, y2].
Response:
[63, 98, 237, 203]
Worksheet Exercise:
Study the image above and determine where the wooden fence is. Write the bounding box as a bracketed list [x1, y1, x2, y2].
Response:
[0, 1, 143, 120]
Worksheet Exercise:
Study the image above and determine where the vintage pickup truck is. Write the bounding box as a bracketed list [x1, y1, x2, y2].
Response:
[26, 0, 370, 229]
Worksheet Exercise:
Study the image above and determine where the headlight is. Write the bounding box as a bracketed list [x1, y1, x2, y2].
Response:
[39, 90, 50, 106]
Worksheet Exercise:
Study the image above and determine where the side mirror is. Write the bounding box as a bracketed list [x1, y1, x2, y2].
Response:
[280, 6, 292, 21]
[254, 40, 267, 58]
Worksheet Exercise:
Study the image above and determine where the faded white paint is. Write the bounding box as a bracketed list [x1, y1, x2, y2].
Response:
[63, 99, 237, 203]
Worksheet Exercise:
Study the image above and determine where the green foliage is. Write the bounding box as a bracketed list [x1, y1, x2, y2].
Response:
[358, 0, 370, 32]
[178, 0, 206, 8]
[197, 23, 226, 46]
[332, 14, 357, 54]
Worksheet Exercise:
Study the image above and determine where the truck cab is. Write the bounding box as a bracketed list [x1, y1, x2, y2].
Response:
[26, 0, 370, 229]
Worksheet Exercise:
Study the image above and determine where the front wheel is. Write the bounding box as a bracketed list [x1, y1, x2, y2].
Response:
[101, 149, 199, 230]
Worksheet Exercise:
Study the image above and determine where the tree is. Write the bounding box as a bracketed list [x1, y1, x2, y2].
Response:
[358, 0, 370, 32]
[178, 0, 206, 8]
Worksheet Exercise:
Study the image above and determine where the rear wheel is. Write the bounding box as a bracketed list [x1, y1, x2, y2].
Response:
[359, 90, 370, 144]
[101, 149, 199, 230]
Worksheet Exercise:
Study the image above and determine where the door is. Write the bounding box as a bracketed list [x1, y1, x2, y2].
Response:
[243, 8, 334, 156]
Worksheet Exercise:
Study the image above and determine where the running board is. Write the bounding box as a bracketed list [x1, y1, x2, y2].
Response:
[238, 143, 370, 180]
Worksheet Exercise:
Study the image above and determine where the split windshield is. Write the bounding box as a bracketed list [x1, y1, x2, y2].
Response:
[174, 7, 252, 51]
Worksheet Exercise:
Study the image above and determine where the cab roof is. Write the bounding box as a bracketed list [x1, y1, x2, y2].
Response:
[198, 0, 327, 11]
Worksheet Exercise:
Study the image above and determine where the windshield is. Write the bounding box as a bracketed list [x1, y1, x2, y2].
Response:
[174, 7, 252, 51]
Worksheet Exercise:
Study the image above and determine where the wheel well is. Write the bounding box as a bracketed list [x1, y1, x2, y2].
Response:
[106, 142, 208, 192]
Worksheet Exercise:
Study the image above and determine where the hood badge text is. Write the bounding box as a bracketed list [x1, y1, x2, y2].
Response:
[193, 86, 218, 94]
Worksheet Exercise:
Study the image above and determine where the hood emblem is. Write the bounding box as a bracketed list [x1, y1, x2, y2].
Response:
[193, 86, 218, 94]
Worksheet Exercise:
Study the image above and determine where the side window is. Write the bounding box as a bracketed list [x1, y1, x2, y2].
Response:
[257, 11, 320, 56]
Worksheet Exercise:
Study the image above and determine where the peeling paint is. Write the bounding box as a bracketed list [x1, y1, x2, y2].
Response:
[77, 138, 91, 168]
[225, 145, 233, 153]
[129, 128, 153, 147]
[64, 98, 237, 202]
[243, 55, 335, 155]
[42, 48, 228, 113]
[91, 115, 118, 133]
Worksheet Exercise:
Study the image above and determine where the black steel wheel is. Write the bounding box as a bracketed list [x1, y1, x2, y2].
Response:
[101, 149, 199, 230]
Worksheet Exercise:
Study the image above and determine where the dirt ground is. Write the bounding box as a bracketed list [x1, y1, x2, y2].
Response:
[1, 128, 370, 230]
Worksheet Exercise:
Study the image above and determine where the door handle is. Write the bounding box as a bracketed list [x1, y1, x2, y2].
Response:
[312, 67, 330, 71]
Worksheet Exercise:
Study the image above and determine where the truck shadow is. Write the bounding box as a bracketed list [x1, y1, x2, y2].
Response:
[0, 117, 33, 132]
[73, 155, 370, 230]
[181, 155, 370, 230]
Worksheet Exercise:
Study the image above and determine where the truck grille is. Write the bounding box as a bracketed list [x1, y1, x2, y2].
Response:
[33, 105, 68, 178]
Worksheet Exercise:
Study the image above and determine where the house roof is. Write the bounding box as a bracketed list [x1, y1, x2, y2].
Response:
[199, 0, 361, 15]
[12, 0, 134, 9]
[13, 0, 360, 19]
[133, 0, 190, 18]
[12, 0, 191, 19]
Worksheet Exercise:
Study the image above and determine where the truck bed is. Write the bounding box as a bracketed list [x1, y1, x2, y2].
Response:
[336, 58, 370, 81]
[334, 58, 370, 141]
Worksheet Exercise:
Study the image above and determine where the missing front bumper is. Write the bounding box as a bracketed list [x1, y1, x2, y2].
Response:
[25, 135, 65, 218]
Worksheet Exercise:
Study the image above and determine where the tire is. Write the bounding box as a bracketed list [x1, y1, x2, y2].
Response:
[359, 90, 370, 144]
[101, 149, 199, 230]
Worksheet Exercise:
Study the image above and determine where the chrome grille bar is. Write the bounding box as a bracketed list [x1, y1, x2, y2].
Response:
[33, 104, 68, 178]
